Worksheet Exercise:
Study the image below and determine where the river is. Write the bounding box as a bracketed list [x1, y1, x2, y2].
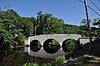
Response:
[0, 47, 52, 66]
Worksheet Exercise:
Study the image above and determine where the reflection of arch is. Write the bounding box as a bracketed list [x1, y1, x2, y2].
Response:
[30, 40, 42, 52]
[43, 39, 60, 54]
[62, 39, 79, 52]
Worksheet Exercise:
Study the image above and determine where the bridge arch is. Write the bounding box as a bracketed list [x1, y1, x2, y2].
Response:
[43, 39, 60, 54]
[62, 39, 79, 52]
[30, 40, 42, 52]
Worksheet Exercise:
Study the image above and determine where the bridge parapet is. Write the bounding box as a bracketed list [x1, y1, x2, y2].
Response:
[28, 34, 81, 46]
[79, 37, 96, 45]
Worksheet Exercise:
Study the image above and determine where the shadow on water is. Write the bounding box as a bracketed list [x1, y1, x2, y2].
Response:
[0, 47, 53, 66]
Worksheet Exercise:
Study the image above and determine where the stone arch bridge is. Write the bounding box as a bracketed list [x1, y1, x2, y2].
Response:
[25, 34, 95, 58]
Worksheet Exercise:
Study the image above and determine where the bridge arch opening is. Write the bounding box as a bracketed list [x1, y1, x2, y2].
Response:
[43, 39, 60, 54]
[30, 40, 42, 52]
[62, 39, 78, 53]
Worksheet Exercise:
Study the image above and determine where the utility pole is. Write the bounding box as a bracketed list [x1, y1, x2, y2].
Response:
[84, 0, 93, 53]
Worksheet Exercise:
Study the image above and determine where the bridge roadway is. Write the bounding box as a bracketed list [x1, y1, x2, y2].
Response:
[25, 34, 96, 58]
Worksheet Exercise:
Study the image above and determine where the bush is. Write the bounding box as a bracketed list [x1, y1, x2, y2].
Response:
[22, 56, 65, 66]
[22, 62, 39, 66]
[50, 56, 65, 66]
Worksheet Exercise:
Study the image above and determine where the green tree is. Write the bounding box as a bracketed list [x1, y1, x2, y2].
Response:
[92, 18, 100, 36]
[64, 39, 78, 59]
[15, 17, 33, 37]
[93, 18, 100, 28]
[64, 24, 80, 34]
[36, 11, 65, 34]
[79, 25, 88, 37]
[0, 10, 26, 49]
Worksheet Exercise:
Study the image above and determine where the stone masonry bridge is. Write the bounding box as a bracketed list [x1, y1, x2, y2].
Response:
[25, 34, 95, 58]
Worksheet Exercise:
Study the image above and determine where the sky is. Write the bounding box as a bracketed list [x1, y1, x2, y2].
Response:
[0, 0, 100, 25]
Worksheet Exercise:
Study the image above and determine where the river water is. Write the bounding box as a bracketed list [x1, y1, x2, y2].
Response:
[0, 47, 52, 66]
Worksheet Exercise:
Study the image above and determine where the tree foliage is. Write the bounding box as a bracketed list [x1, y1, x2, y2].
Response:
[0, 9, 100, 49]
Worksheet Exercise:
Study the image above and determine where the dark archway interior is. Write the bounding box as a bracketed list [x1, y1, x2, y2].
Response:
[62, 39, 78, 52]
[43, 39, 60, 54]
[30, 40, 41, 52]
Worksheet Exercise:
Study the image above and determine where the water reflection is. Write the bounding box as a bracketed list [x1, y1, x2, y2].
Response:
[0, 47, 52, 66]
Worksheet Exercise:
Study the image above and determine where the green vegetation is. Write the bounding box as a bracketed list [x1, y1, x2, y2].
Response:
[0, 9, 100, 49]
[63, 39, 78, 59]
[0, 9, 100, 59]
[0, 10, 99, 48]
[43, 39, 60, 54]
[30, 40, 42, 52]
[0, 9, 100, 66]
[22, 62, 39, 66]
[22, 56, 65, 66]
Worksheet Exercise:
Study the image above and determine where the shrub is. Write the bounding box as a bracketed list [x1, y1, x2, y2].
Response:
[22, 62, 39, 66]
[22, 56, 65, 66]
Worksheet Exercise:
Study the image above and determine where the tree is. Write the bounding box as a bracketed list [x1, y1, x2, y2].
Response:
[81, 19, 92, 27]
[29, 17, 37, 35]
[79, 19, 92, 37]
[64, 39, 78, 59]
[15, 17, 34, 37]
[0, 10, 26, 49]
[79, 25, 88, 37]
[92, 18, 100, 36]
[36, 11, 65, 34]
[4, 9, 20, 19]
[93, 18, 100, 28]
